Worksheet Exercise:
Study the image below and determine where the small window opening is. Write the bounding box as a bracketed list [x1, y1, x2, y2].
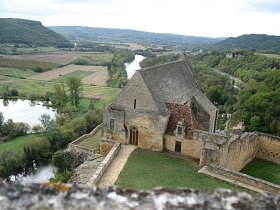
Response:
[178, 126, 183, 135]
[134, 99, 136, 109]
[110, 119, 115, 131]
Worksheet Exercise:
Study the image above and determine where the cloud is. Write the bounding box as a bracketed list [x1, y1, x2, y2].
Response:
[248, 0, 280, 13]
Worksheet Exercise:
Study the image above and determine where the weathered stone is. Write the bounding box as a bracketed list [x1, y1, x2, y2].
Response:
[0, 182, 280, 210]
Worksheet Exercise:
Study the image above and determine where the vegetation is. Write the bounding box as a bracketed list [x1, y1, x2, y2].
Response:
[107, 49, 135, 88]
[0, 58, 57, 72]
[72, 53, 114, 66]
[215, 34, 280, 50]
[0, 18, 68, 47]
[140, 53, 181, 68]
[241, 159, 280, 185]
[116, 148, 244, 191]
[191, 51, 280, 135]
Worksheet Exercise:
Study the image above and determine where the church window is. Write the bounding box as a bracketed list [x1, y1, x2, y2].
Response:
[134, 99, 136, 109]
[110, 119, 115, 131]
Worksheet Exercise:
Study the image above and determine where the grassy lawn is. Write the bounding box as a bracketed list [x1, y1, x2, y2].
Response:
[116, 148, 246, 191]
[0, 67, 37, 78]
[241, 159, 280, 185]
[52, 70, 93, 82]
[0, 134, 40, 155]
[77, 128, 101, 151]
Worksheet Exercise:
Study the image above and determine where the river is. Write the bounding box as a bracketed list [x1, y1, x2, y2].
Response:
[10, 164, 54, 184]
[125, 55, 145, 79]
[1, 99, 56, 183]
[0, 99, 56, 127]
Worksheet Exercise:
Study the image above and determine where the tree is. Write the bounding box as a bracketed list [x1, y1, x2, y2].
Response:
[66, 77, 83, 107]
[52, 83, 68, 109]
[0, 112, 4, 127]
[39, 114, 51, 130]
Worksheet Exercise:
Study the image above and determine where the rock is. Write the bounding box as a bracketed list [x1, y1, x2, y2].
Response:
[0, 182, 279, 210]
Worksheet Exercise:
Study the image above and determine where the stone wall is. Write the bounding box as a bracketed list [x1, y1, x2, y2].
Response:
[88, 139, 121, 185]
[68, 124, 103, 158]
[256, 133, 280, 165]
[197, 131, 280, 171]
[1, 182, 280, 210]
[219, 133, 259, 171]
[164, 135, 204, 159]
[203, 164, 280, 195]
[103, 107, 169, 152]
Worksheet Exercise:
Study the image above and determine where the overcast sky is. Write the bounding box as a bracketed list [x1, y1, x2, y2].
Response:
[0, 0, 280, 37]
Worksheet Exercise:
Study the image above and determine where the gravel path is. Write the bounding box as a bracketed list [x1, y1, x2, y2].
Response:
[97, 145, 137, 187]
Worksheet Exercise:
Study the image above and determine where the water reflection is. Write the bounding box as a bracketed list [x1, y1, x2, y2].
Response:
[125, 55, 145, 79]
[0, 99, 56, 127]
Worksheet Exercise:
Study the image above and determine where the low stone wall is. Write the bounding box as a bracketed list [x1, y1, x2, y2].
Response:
[206, 164, 280, 195]
[68, 123, 103, 157]
[88, 139, 121, 185]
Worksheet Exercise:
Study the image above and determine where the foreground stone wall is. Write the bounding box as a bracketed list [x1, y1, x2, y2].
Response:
[1, 182, 279, 210]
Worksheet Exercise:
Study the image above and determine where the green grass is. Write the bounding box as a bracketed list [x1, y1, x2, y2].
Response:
[73, 52, 114, 66]
[77, 128, 101, 151]
[0, 67, 37, 78]
[52, 71, 93, 82]
[0, 58, 57, 71]
[0, 134, 40, 155]
[116, 148, 246, 191]
[241, 159, 280, 185]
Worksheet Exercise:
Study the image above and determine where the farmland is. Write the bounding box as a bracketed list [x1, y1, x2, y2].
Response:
[0, 58, 58, 71]
[28, 64, 108, 86]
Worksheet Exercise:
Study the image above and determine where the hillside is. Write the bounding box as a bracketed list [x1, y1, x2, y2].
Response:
[215, 34, 280, 51]
[0, 18, 69, 46]
[49, 26, 224, 47]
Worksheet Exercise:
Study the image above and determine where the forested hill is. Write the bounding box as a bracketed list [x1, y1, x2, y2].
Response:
[214, 34, 280, 51]
[49, 26, 224, 46]
[0, 18, 69, 46]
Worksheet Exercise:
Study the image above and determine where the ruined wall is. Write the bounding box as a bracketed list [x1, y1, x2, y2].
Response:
[164, 135, 204, 159]
[219, 133, 259, 171]
[256, 133, 280, 165]
[197, 131, 280, 171]
[191, 98, 210, 131]
[195, 131, 259, 171]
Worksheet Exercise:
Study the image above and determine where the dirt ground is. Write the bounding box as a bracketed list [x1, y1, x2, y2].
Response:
[28, 64, 108, 86]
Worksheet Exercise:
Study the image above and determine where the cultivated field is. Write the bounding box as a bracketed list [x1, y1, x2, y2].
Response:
[0, 58, 58, 71]
[28, 64, 108, 86]
[4, 51, 77, 65]
[127, 42, 146, 50]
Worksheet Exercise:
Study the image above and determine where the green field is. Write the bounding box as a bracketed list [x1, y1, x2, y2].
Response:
[0, 67, 37, 79]
[116, 148, 245, 191]
[241, 159, 280, 185]
[77, 128, 101, 151]
[52, 71, 93, 82]
[0, 134, 40, 155]
[73, 52, 114, 66]
[0, 58, 57, 71]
